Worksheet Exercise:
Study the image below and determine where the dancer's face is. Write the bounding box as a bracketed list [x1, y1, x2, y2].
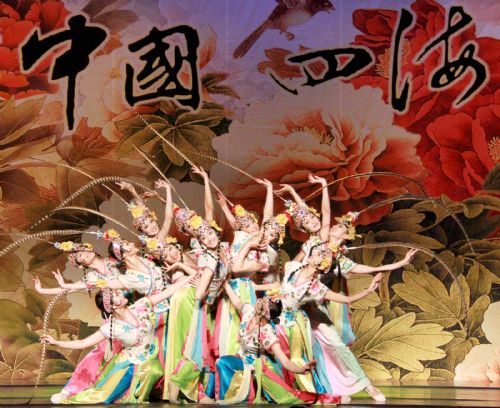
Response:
[121, 240, 139, 257]
[162, 244, 181, 264]
[302, 213, 321, 233]
[240, 217, 259, 234]
[75, 249, 96, 266]
[329, 224, 348, 241]
[141, 217, 159, 237]
[111, 289, 128, 309]
[262, 224, 278, 245]
[308, 248, 332, 272]
[200, 228, 219, 249]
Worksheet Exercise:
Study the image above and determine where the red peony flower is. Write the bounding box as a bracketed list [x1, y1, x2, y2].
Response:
[349, 0, 500, 198]
[0, 0, 70, 99]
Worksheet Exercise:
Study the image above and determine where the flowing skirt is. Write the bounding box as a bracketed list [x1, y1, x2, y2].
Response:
[61, 339, 122, 396]
[215, 355, 339, 405]
[170, 300, 215, 402]
[63, 343, 162, 404]
[212, 277, 256, 357]
[162, 287, 196, 400]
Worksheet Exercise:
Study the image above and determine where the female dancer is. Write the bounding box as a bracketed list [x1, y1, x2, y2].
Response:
[279, 243, 386, 402]
[215, 283, 336, 405]
[323, 212, 417, 344]
[40, 276, 190, 404]
[278, 174, 331, 260]
[168, 216, 231, 403]
[33, 240, 123, 403]
[214, 178, 275, 356]
[117, 179, 172, 240]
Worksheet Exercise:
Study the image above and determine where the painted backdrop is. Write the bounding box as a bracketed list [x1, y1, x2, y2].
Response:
[0, 0, 498, 386]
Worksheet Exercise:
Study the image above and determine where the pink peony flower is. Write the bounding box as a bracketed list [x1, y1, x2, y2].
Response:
[212, 82, 423, 225]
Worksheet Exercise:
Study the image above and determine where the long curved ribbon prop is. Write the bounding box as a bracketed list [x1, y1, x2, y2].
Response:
[347, 241, 468, 317]
[135, 112, 234, 206]
[132, 145, 189, 209]
[29, 176, 161, 231]
[49, 206, 139, 237]
[359, 194, 475, 254]
[186, 150, 286, 203]
[303, 172, 426, 202]
[0, 229, 93, 258]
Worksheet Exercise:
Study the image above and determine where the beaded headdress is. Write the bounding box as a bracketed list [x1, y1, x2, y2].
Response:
[54, 241, 94, 267]
[97, 229, 124, 260]
[284, 200, 320, 231]
[333, 211, 360, 241]
[188, 215, 222, 238]
[142, 235, 180, 260]
[128, 203, 157, 230]
[310, 242, 334, 271]
[101, 287, 113, 314]
[264, 213, 288, 245]
[233, 204, 258, 230]
[173, 205, 197, 234]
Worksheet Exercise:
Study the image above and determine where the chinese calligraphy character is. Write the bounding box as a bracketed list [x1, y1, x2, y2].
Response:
[125, 25, 201, 110]
[21, 14, 107, 130]
[391, 6, 488, 113]
[269, 46, 374, 94]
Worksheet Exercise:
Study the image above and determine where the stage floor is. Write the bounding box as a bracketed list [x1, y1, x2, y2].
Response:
[1, 381, 499, 406]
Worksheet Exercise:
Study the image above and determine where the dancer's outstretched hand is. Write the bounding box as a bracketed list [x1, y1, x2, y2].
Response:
[215, 192, 227, 206]
[52, 269, 68, 288]
[368, 273, 383, 292]
[256, 178, 273, 189]
[192, 165, 208, 179]
[155, 179, 170, 190]
[40, 334, 57, 345]
[308, 173, 327, 186]
[302, 359, 317, 373]
[33, 276, 42, 293]
[276, 184, 294, 194]
[116, 181, 134, 191]
[402, 248, 418, 265]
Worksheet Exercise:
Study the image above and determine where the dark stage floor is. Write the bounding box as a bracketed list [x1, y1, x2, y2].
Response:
[1, 381, 499, 407]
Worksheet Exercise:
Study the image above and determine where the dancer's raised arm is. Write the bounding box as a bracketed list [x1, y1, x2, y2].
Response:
[41, 330, 105, 350]
[192, 165, 214, 222]
[257, 178, 274, 223]
[308, 174, 330, 241]
[323, 273, 382, 303]
[349, 249, 417, 274]
[116, 181, 145, 206]
[216, 192, 236, 229]
[154, 179, 173, 240]
[231, 234, 268, 274]
[276, 184, 305, 207]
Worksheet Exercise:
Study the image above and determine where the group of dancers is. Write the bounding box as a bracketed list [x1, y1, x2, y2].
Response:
[35, 166, 417, 404]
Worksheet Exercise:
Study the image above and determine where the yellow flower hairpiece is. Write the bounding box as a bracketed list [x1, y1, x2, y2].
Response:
[234, 204, 246, 217]
[59, 241, 74, 252]
[95, 279, 108, 289]
[165, 236, 178, 244]
[319, 258, 332, 270]
[146, 238, 159, 250]
[266, 288, 282, 301]
[130, 205, 144, 218]
[189, 215, 203, 230]
[308, 206, 320, 217]
[275, 213, 288, 226]
[106, 229, 120, 239]
[210, 220, 222, 232]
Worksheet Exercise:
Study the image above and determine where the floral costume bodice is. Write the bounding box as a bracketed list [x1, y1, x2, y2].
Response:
[334, 251, 357, 278]
[238, 304, 279, 368]
[191, 240, 231, 305]
[99, 297, 157, 365]
[280, 261, 329, 327]
[229, 231, 271, 270]
[118, 258, 168, 313]
[84, 258, 122, 288]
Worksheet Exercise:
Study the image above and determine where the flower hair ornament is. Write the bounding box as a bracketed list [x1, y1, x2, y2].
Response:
[233, 204, 259, 230]
[254, 297, 272, 320]
[97, 229, 124, 260]
[54, 241, 94, 267]
[128, 203, 157, 230]
[265, 213, 288, 245]
[173, 205, 198, 234]
[101, 287, 113, 314]
[311, 242, 334, 271]
[265, 287, 282, 301]
[284, 200, 320, 231]
[142, 235, 181, 261]
[334, 211, 361, 241]
[188, 215, 222, 238]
